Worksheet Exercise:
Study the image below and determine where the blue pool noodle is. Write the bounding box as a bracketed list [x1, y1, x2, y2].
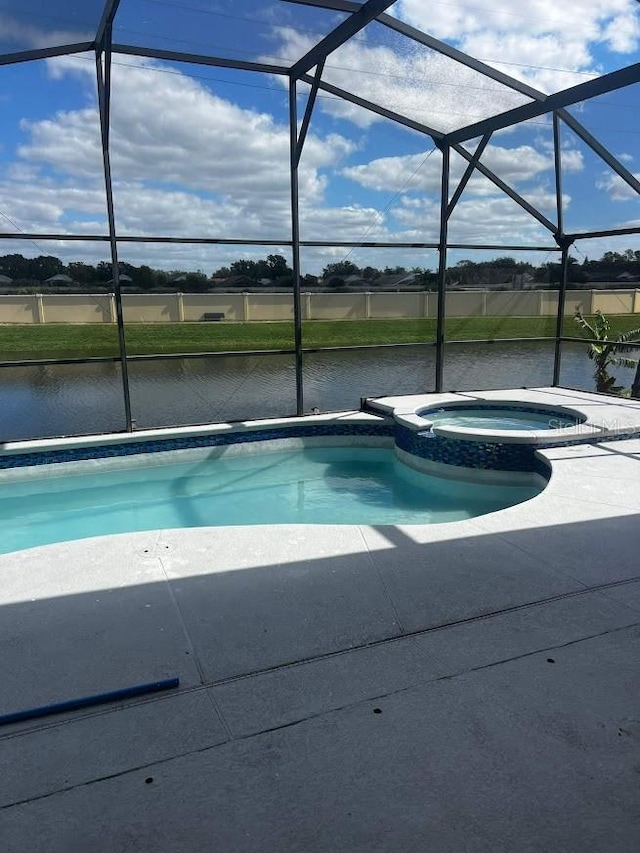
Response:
[0, 677, 180, 726]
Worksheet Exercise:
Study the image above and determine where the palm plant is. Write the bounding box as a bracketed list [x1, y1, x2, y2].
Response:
[574, 309, 640, 396]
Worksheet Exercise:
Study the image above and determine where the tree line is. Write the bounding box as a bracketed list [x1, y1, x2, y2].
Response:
[0, 249, 638, 292]
[0, 253, 428, 290]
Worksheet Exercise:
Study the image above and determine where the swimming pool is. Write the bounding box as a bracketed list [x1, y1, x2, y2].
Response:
[0, 444, 544, 554]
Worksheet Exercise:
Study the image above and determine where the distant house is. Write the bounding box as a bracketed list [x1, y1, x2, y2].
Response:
[0, 273, 12, 286]
[107, 273, 134, 285]
[318, 271, 418, 289]
[224, 275, 256, 288]
[45, 273, 74, 285]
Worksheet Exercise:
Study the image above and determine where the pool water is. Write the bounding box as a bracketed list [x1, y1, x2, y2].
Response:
[424, 406, 580, 431]
[0, 446, 543, 553]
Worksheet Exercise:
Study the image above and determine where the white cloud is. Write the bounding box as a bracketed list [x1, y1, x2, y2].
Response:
[0, 13, 92, 51]
[274, 27, 531, 133]
[20, 56, 350, 208]
[0, 56, 368, 271]
[342, 150, 441, 194]
[0, 43, 629, 275]
[596, 171, 640, 202]
[300, 203, 390, 242]
[387, 192, 557, 246]
[560, 149, 585, 172]
[479, 145, 553, 180]
[447, 195, 557, 244]
[601, 11, 640, 53]
[18, 108, 104, 181]
[270, 1, 637, 138]
[524, 190, 566, 211]
[343, 143, 582, 197]
[396, 0, 639, 92]
[455, 31, 595, 94]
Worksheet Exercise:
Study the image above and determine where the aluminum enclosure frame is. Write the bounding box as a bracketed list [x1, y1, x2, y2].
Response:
[0, 0, 638, 433]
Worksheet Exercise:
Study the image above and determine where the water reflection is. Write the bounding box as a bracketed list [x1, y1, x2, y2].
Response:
[0, 341, 624, 442]
[0, 362, 127, 441]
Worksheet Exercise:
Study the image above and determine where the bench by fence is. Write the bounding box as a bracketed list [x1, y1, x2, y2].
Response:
[202, 312, 225, 321]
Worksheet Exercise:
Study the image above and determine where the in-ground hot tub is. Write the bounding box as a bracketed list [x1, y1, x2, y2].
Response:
[418, 402, 587, 433]
[382, 397, 598, 480]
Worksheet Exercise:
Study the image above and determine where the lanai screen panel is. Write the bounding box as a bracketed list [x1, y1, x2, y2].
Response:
[112, 0, 349, 64]
[108, 58, 293, 241]
[0, 1, 103, 54]
[314, 19, 534, 135]
[561, 84, 640, 237]
[0, 54, 109, 239]
[387, 0, 640, 96]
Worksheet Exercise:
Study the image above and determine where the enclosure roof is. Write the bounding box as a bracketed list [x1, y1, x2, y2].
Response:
[2, 0, 639, 142]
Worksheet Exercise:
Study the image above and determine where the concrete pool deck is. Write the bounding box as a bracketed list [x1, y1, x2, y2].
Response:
[1, 387, 639, 851]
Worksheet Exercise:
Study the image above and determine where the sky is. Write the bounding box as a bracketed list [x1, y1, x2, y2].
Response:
[0, 0, 639, 275]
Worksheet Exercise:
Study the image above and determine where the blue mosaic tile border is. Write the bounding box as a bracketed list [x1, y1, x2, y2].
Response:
[0, 422, 396, 470]
[395, 422, 640, 477]
[395, 425, 539, 473]
[3, 416, 638, 476]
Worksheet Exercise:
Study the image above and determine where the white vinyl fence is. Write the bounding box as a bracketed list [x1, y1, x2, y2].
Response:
[0, 289, 638, 324]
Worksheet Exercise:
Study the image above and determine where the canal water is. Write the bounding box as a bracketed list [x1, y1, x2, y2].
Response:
[0, 340, 631, 442]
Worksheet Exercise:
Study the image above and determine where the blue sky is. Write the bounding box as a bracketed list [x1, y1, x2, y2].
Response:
[0, 0, 639, 274]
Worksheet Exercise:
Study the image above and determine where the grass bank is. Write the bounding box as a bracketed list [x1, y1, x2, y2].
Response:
[1, 315, 639, 360]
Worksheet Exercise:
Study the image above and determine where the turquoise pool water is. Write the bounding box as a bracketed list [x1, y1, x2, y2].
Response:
[0, 446, 543, 554]
[424, 406, 581, 431]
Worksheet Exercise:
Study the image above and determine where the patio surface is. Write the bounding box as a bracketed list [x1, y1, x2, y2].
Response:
[1, 388, 639, 851]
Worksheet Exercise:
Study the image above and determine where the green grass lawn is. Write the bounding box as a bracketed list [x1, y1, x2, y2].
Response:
[1, 315, 639, 360]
